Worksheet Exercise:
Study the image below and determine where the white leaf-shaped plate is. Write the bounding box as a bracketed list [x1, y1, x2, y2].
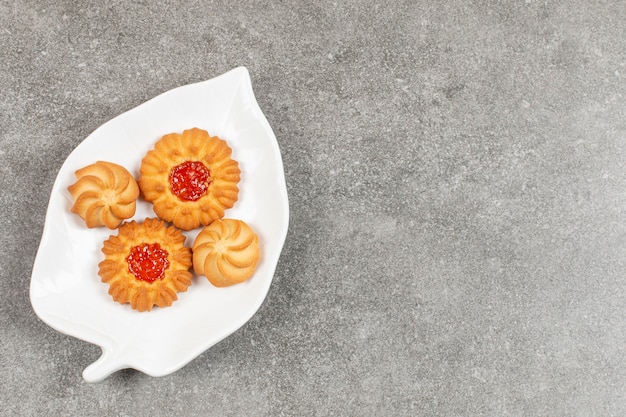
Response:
[29, 67, 289, 382]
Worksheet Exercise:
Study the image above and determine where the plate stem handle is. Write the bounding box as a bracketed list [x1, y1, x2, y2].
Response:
[82, 350, 125, 383]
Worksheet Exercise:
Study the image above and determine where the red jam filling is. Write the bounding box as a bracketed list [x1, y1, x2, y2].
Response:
[169, 160, 211, 202]
[126, 243, 170, 283]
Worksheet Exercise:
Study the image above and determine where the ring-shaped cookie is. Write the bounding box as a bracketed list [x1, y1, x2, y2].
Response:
[98, 218, 193, 312]
[138, 128, 240, 231]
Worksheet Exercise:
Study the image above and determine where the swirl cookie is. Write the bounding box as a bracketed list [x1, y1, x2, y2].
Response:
[98, 218, 193, 312]
[138, 128, 241, 231]
[67, 161, 139, 229]
[192, 219, 260, 287]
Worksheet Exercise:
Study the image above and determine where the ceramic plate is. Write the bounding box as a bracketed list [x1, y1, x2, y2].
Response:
[29, 67, 289, 382]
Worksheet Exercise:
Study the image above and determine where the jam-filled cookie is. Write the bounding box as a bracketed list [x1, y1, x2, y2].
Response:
[98, 218, 193, 312]
[137, 128, 240, 231]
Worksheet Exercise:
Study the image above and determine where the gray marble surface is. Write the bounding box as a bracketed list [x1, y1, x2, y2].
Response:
[2, 1, 625, 416]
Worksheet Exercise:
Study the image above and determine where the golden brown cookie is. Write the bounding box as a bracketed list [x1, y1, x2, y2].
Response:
[137, 128, 240, 231]
[98, 218, 193, 312]
[192, 219, 260, 287]
[67, 161, 139, 229]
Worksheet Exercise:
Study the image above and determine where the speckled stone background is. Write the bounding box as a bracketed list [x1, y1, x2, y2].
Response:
[1, 1, 625, 416]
